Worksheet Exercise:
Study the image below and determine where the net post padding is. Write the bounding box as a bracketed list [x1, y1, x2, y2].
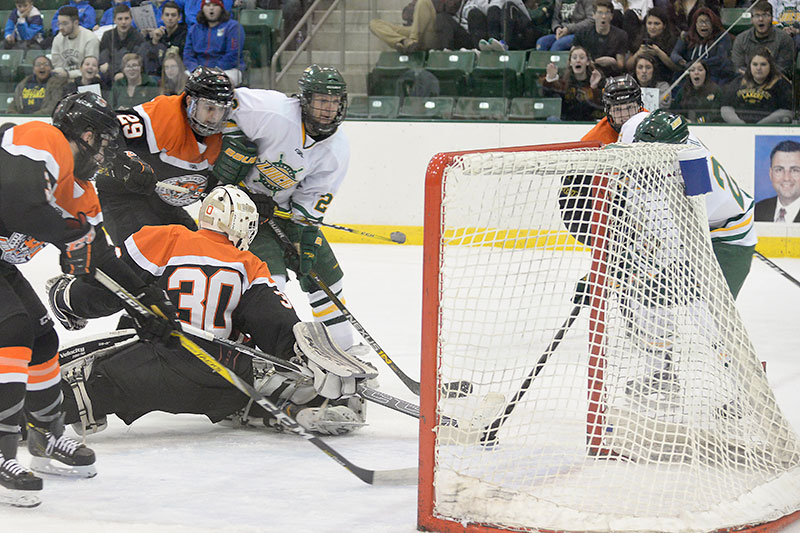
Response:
[418, 142, 800, 533]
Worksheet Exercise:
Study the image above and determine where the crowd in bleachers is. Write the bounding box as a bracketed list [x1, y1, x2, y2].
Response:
[0, 0, 267, 113]
[367, 0, 800, 123]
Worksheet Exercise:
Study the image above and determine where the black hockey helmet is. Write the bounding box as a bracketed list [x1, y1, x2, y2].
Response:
[602, 74, 642, 130]
[52, 91, 121, 179]
[633, 109, 690, 144]
[297, 64, 347, 139]
[184, 66, 234, 137]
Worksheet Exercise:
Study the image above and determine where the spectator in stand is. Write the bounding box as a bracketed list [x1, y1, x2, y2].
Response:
[610, 0, 652, 41]
[469, 0, 546, 50]
[184, 0, 246, 85]
[670, 59, 722, 122]
[51, 6, 101, 79]
[670, 7, 736, 85]
[369, 0, 439, 52]
[183, 0, 238, 29]
[631, 52, 671, 106]
[158, 49, 187, 95]
[625, 7, 678, 80]
[99, 4, 145, 85]
[542, 44, 605, 120]
[50, 0, 97, 34]
[668, 0, 719, 33]
[7, 55, 65, 115]
[61, 55, 102, 95]
[536, 0, 595, 51]
[731, 0, 795, 76]
[572, 0, 627, 75]
[432, 0, 477, 50]
[3, 0, 45, 50]
[97, 0, 130, 28]
[257, 0, 308, 49]
[721, 47, 793, 124]
[770, 0, 800, 51]
[110, 52, 158, 108]
[138, 1, 187, 76]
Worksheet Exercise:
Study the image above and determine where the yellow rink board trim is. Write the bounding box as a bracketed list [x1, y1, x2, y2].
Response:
[321, 225, 800, 258]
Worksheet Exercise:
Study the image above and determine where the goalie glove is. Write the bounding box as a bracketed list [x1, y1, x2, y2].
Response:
[114, 150, 157, 195]
[46, 275, 88, 331]
[212, 136, 258, 185]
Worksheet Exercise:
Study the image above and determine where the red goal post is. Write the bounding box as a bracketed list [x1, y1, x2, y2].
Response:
[418, 141, 800, 533]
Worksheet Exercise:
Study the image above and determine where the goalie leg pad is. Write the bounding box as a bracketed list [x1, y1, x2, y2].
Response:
[293, 322, 377, 379]
[295, 396, 367, 436]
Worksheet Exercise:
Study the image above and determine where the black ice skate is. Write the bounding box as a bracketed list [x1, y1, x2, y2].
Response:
[27, 417, 97, 478]
[0, 434, 42, 508]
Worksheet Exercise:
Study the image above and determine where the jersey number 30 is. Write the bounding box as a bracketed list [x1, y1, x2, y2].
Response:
[167, 267, 241, 338]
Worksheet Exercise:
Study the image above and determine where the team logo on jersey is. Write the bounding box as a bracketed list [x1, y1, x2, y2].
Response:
[157, 174, 208, 206]
[0, 232, 46, 264]
[254, 153, 302, 192]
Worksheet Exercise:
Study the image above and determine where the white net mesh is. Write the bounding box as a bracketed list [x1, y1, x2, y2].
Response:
[428, 144, 800, 532]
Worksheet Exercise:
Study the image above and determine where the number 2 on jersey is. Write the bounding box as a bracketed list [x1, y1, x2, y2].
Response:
[167, 267, 241, 337]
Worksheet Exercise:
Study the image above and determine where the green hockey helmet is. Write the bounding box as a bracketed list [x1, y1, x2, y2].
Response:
[297, 65, 347, 139]
[633, 109, 690, 144]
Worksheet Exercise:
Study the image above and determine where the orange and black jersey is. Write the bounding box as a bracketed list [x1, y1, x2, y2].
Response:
[581, 117, 620, 146]
[71, 225, 300, 360]
[0, 121, 103, 264]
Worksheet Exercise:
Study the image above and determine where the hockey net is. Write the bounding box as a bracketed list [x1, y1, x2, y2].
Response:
[418, 141, 800, 533]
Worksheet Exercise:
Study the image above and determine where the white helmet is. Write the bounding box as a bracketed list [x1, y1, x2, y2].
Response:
[198, 186, 258, 251]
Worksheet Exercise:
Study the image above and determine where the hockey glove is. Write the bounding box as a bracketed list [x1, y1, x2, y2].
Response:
[286, 222, 322, 276]
[46, 275, 88, 331]
[212, 136, 258, 185]
[130, 285, 182, 345]
[59, 213, 103, 277]
[114, 150, 157, 195]
[247, 191, 277, 221]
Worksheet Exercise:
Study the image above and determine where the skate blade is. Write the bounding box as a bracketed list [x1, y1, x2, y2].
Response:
[29, 457, 97, 478]
[0, 490, 41, 508]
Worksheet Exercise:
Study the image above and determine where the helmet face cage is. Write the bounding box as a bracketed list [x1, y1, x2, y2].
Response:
[602, 74, 642, 129]
[198, 185, 258, 251]
[633, 109, 690, 144]
[184, 66, 234, 137]
[298, 65, 347, 138]
[186, 95, 233, 137]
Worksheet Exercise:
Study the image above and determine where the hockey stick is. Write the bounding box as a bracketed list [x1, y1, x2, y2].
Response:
[92, 269, 418, 486]
[754, 251, 800, 289]
[271, 209, 407, 244]
[480, 303, 583, 446]
[264, 217, 472, 398]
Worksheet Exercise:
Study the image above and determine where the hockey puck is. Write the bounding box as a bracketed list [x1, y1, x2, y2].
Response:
[440, 380, 473, 398]
[390, 231, 407, 244]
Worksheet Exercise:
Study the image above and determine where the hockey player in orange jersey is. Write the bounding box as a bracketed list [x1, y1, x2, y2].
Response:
[0, 92, 179, 507]
[95, 66, 233, 246]
[582, 74, 645, 145]
[48, 186, 374, 440]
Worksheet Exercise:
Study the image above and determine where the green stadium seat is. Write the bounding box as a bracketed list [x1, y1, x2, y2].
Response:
[348, 96, 400, 119]
[0, 10, 10, 27]
[239, 9, 282, 67]
[0, 93, 14, 113]
[39, 9, 59, 37]
[0, 49, 23, 82]
[720, 8, 752, 35]
[470, 50, 525, 98]
[398, 96, 455, 119]
[523, 51, 568, 96]
[424, 50, 476, 96]
[507, 97, 562, 120]
[452, 97, 507, 120]
[368, 51, 426, 96]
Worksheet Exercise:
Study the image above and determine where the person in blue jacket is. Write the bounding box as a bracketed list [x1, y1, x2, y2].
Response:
[183, 0, 245, 86]
[183, 0, 235, 29]
[50, 0, 96, 35]
[3, 0, 45, 50]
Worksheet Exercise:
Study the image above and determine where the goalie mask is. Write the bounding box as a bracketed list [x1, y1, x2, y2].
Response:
[602, 74, 642, 132]
[633, 109, 690, 144]
[198, 185, 258, 251]
[184, 66, 234, 137]
[52, 92, 120, 180]
[297, 65, 347, 140]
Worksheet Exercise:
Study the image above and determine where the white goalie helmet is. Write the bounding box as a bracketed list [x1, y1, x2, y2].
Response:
[199, 185, 258, 251]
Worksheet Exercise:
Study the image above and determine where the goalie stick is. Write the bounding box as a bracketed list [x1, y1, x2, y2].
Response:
[754, 251, 800, 290]
[92, 269, 418, 486]
[265, 217, 472, 399]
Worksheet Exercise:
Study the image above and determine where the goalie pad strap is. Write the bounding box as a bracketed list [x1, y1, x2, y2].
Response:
[293, 322, 378, 379]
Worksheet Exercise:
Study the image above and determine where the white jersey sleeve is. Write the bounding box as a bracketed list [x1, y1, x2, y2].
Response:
[618, 111, 649, 143]
[227, 88, 350, 222]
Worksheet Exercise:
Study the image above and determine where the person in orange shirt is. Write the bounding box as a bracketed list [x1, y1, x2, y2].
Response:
[582, 74, 645, 145]
[95, 66, 233, 246]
